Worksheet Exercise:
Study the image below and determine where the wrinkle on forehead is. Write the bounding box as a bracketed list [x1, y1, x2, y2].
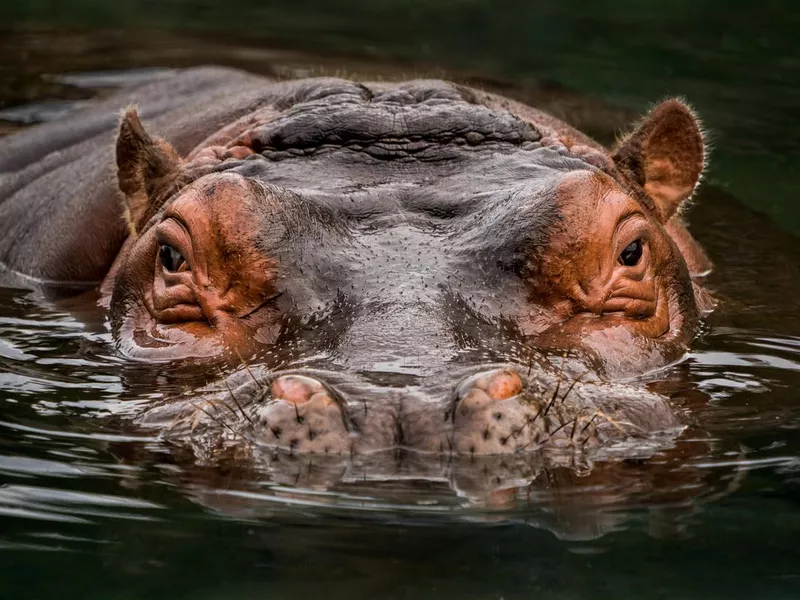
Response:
[218, 144, 601, 198]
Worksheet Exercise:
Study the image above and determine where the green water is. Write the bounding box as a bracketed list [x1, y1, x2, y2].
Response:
[1, 3, 800, 598]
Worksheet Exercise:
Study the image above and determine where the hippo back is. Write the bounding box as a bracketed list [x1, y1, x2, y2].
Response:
[0, 67, 281, 287]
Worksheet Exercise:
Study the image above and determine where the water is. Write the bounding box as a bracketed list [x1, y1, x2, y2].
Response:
[2, 16, 800, 600]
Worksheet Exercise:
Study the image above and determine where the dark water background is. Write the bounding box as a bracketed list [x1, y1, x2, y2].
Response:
[1, 3, 800, 598]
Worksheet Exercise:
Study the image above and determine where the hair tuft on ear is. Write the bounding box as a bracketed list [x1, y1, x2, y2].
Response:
[116, 107, 183, 233]
[612, 98, 707, 222]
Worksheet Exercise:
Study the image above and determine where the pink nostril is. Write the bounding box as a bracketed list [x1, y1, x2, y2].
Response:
[472, 369, 523, 401]
[486, 370, 523, 401]
[270, 375, 326, 405]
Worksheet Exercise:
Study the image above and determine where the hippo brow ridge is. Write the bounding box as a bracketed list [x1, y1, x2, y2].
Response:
[243, 85, 544, 161]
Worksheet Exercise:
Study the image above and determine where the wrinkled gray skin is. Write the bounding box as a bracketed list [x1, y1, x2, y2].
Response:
[0, 68, 698, 519]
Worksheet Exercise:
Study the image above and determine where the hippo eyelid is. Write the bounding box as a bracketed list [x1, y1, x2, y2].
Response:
[155, 218, 194, 265]
[157, 215, 192, 240]
[612, 213, 649, 257]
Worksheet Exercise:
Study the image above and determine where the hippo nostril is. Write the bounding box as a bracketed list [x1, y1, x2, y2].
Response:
[442, 367, 541, 455]
[270, 374, 327, 405]
[459, 368, 524, 402]
[483, 369, 523, 401]
[252, 373, 351, 454]
[451, 368, 525, 420]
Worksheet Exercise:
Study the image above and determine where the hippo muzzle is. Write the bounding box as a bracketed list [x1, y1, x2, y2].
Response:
[138, 360, 682, 459]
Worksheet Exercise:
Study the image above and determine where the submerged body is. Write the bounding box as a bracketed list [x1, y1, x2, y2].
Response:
[0, 67, 713, 461]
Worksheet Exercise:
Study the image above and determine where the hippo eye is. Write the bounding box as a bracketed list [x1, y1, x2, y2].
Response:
[159, 244, 187, 272]
[618, 239, 643, 267]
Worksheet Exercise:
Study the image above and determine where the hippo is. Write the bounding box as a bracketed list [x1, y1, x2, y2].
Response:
[0, 67, 714, 469]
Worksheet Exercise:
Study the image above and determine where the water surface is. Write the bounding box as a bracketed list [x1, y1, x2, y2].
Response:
[1, 28, 800, 600]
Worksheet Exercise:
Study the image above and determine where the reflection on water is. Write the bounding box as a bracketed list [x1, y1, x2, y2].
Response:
[1, 55, 800, 600]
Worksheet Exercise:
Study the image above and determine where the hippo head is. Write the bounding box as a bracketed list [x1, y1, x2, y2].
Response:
[106, 79, 711, 460]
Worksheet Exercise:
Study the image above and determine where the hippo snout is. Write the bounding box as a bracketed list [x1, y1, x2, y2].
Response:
[137, 364, 683, 457]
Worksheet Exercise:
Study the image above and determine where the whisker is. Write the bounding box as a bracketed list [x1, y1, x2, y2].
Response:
[189, 401, 238, 437]
[221, 376, 255, 426]
[570, 414, 580, 441]
[559, 372, 586, 406]
[527, 346, 534, 377]
[513, 435, 536, 454]
[513, 413, 547, 453]
[542, 350, 568, 418]
[591, 409, 640, 435]
[540, 418, 573, 444]
[234, 348, 263, 390]
[542, 381, 561, 419]
[579, 412, 601, 440]
[293, 400, 304, 424]
[209, 396, 241, 422]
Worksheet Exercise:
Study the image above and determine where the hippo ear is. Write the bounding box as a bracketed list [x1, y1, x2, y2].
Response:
[612, 99, 705, 222]
[116, 107, 183, 232]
